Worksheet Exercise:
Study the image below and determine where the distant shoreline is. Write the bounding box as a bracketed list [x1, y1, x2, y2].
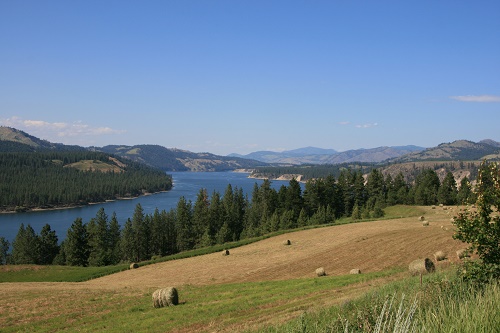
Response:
[0, 190, 170, 214]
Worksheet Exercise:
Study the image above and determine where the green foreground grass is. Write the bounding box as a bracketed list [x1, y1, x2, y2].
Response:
[262, 270, 500, 333]
[0, 269, 401, 333]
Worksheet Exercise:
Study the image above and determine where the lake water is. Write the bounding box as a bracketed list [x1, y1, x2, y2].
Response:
[0, 172, 299, 243]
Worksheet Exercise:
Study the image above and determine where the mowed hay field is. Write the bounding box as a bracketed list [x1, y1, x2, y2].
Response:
[0, 206, 467, 332]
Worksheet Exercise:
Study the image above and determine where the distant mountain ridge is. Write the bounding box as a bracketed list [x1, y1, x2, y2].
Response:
[388, 139, 500, 163]
[231, 145, 425, 164]
[0, 127, 268, 171]
[2, 127, 499, 172]
[96, 144, 266, 171]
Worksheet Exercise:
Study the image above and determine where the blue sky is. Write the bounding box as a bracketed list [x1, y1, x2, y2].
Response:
[1, 1, 499, 155]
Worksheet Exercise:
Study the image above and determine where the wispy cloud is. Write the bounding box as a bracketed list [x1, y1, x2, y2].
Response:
[356, 122, 378, 128]
[0, 116, 126, 142]
[450, 95, 500, 102]
[338, 121, 350, 125]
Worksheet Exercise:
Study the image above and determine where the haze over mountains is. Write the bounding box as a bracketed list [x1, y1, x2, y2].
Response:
[230, 145, 425, 164]
[1, 126, 500, 171]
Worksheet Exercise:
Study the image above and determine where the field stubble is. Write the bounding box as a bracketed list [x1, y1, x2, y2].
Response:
[0, 206, 466, 332]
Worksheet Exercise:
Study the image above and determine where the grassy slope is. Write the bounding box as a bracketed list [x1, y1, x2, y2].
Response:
[1, 205, 468, 332]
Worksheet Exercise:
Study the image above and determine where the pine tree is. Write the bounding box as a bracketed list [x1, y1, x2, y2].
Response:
[87, 207, 110, 266]
[108, 212, 121, 264]
[175, 197, 194, 252]
[457, 176, 475, 204]
[437, 172, 458, 205]
[38, 224, 59, 265]
[0, 237, 10, 265]
[12, 224, 40, 264]
[65, 218, 89, 266]
[192, 189, 210, 247]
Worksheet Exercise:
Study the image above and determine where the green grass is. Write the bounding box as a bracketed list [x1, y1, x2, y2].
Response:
[0, 264, 130, 282]
[260, 269, 500, 333]
[0, 269, 401, 333]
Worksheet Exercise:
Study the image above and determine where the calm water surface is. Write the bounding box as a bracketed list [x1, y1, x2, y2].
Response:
[0, 172, 298, 243]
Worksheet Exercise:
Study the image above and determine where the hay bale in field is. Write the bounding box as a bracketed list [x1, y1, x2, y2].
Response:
[443, 206, 448, 210]
[419, 216, 425, 221]
[130, 263, 139, 269]
[315, 267, 326, 277]
[434, 251, 446, 261]
[422, 220, 429, 226]
[432, 205, 436, 209]
[350, 269, 361, 274]
[152, 287, 179, 308]
[222, 249, 230, 256]
[456, 248, 470, 259]
[283, 239, 291, 246]
[409, 258, 435, 276]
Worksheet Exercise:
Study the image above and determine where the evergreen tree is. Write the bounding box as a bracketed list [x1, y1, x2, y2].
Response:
[285, 178, 303, 220]
[87, 208, 110, 266]
[366, 169, 385, 208]
[175, 196, 194, 251]
[11, 224, 39, 264]
[108, 212, 121, 264]
[279, 210, 295, 230]
[457, 176, 475, 204]
[414, 169, 440, 205]
[65, 218, 89, 266]
[38, 224, 59, 265]
[130, 203, 150, 262]
[0, 237, 10, 265]
[296, 208, 309, 227]
[437, 172, 458, 205]
[193, 189, 210, 247]
[351, 202, 362, 221]
[163, 209, 177, 255]
[150, 208, 167, 256]
[121, 218, 134, 261]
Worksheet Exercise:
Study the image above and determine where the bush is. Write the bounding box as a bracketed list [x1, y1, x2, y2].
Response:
[453, 162, 500, 282]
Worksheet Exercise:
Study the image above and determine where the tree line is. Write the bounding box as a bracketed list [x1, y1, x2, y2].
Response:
[0, 151, 172, 211]
[1, 166, 477, 266]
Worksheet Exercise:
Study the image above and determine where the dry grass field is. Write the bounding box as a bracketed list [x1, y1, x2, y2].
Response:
[0, 206, 468, 332]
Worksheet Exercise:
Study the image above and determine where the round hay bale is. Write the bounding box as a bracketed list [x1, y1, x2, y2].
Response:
[419, 216, 425, 221]
[152, 287, 179, 308]
[422, 220, 429, 226]
[442, 206, 448, 210]
[283, 239, 291, 246]
[456, 248, 470, 259]
[130, 263, 139, 269]
[315, 267, 326, 277]
[349, 268, 361, 274]
[434, 251, 446, 261]
[431, 205, 436, 209]
[222, 249, 230, 256]
[409, 258, 435, 276]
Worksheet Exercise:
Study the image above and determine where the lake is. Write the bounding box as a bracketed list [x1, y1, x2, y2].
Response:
[0, 172, 300, 243]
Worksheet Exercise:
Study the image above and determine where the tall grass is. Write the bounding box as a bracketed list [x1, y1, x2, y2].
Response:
[262, 271, 500, 333]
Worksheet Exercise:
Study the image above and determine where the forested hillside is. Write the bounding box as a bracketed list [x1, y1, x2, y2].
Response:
[0, 151, 172, 212]
[3, 162, 480, 266]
